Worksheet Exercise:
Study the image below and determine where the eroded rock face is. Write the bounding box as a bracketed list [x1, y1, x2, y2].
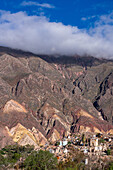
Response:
[6, 123, 48, 147]
[48, 129, 61, 143]
[71, 114, 113, 134]
[0, 123, 14, 149]
[0, 47, 113, 147]
[7, 123, 37, 144]
[0, 100, 47, 147]
[3, 100, 27, 113]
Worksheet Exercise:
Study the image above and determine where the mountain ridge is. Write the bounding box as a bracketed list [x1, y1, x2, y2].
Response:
[0, 46, 113, 147]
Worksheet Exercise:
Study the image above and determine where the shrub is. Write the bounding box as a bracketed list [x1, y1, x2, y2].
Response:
[23, 150, 58, 170]
[106, 149, 111, 155]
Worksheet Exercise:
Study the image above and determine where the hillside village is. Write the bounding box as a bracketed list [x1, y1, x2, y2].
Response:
[35, 132, 113, 167]
[1, 131, 113, 169]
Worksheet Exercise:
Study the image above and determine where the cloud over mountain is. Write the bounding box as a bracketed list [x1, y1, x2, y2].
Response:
[0, 10, 113, 58]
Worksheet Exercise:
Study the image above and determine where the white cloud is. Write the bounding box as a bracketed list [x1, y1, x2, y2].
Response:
[0, 11, 113, 59]
[21, 1, 55, 9]
[81, 15, 96, 21]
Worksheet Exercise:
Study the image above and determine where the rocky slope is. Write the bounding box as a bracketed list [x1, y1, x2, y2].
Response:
[0, 46, 113, 147]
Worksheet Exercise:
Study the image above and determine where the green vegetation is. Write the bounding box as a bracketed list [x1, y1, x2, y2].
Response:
[109, 162, 113, 170]
[58, 159, 84, 170]
[68, 141, 71, 145]
[55, 141, 60, 146]
[0, 144, 86, 170]
[0, 144, 34, 169]
[96, 133, 102, 138]
[23, 150, 57, 170]
[82, 134, 86, 144]
[99, 138, 105, 144]
[57, 146, 85, 170]
[0, 145, 57, 170]
[106, 149, 111, 155]
[3, 144, 113, 170]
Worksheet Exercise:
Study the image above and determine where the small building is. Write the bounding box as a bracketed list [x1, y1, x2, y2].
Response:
[49, 149, 54, 154]
[99, 145, 102, 151]
[94, 146, 98, 151]
[90, 138, 98, 147]
[64, 148, 68, 154]
[63, 140, 68, 146]
[55, 147, 60, 154]
[109, 138, 112, 142]
[84, 148, 88, 154]
[59, 140, 68, 147]
[59, 141, 62, 147]
[68, 136, 70, 139]
[85, 158, 88, 165]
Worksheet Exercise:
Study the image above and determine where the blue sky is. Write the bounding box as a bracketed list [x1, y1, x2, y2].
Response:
[1, 0, 113, 28]
[0, 0, 113, 58]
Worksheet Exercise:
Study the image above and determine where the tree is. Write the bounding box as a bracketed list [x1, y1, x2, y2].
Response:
[0, 154, 4, 166]
[99, 138, 105, 144]
[82, 134, 86, 144]
[23, 150, 58, 170]
[0, 144, 35, 169]
[106, 149, 111, 155]
[55, 142, 60, 146]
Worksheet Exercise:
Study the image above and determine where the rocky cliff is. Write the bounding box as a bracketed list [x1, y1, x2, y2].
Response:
[0, 46, 113, 147]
